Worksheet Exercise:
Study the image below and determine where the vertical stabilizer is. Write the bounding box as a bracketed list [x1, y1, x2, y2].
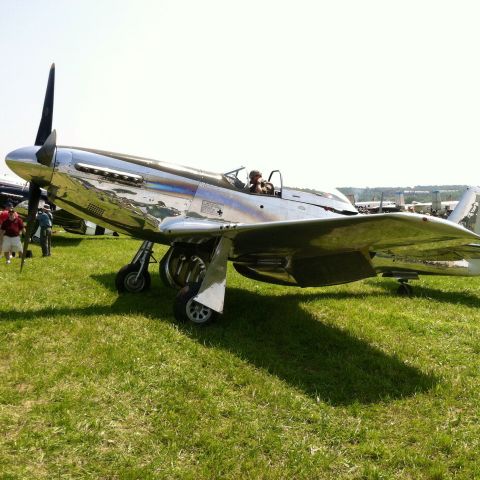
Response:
[448, 186, 480, 234]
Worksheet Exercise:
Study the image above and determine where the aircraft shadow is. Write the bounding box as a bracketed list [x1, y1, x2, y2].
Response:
[183, 287, 436, 405]
[66, 236, 121, 242]
[6, 273, 436, 406]
[50, 236, 83, 247]
[96, 273, 436, 405]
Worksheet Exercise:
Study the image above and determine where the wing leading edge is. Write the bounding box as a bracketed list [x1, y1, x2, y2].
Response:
[159, 213, 480, 287]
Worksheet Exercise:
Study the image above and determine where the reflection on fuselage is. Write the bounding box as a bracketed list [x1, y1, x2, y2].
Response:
[49, 148, 356, 243]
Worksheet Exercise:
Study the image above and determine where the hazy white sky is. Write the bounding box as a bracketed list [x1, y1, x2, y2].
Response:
[1, 0, 479, 188]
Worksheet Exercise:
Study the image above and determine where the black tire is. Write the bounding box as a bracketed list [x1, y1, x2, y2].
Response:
[397, 283, 413, 296]
[173, 283, 218, 325]
[116, 264, 151, 293]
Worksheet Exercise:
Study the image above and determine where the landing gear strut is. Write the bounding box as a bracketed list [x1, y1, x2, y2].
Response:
[116, 241, 156, 293]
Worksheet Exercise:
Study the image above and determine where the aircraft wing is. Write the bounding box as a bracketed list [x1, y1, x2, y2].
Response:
[160, 213, 480, 260]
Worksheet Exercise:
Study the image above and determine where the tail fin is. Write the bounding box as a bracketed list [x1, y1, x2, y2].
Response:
[448, 186, 480, 235]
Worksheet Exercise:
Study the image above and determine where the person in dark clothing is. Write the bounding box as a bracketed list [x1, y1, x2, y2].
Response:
[37, 204, 53, 257]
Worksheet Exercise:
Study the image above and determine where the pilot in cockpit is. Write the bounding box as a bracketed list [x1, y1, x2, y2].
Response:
[248, 170, 274, 195]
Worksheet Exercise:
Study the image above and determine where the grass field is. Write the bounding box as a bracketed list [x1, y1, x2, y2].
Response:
[1, 233, 479, 479]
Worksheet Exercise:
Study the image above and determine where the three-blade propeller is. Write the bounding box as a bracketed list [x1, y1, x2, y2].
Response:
[21, 63, 56, 271]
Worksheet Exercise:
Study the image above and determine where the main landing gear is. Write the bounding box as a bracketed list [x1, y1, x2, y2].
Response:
[159, 245, 217, 324]
[116, 238, 232, 325]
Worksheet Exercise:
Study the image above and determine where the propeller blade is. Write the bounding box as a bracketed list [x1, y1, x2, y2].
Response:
[34, 63, 55, 146]
[20, 64, 56, 271]
[20, 183, 42, 271]
[36, 130, 57, 166]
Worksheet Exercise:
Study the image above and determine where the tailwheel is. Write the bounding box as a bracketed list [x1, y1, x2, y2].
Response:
[397, 281, 413, 296]
[174, 283, 217, 325]
[116, 264, 151, 293]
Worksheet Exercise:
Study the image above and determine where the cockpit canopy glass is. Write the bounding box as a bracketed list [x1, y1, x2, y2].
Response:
[223, 167, 247, 189]
[222, 167, 348, 205]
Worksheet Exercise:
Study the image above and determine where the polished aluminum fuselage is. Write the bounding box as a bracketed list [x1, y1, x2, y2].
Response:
[48, 147, 352, 243]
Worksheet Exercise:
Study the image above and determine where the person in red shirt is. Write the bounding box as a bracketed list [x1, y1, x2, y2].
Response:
[1, 207, 24, 264]
[0, 202, 14, 256]
[0, 203, 11, 223]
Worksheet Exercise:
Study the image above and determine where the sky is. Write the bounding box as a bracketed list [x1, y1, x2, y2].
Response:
[1, 0, 479, 189]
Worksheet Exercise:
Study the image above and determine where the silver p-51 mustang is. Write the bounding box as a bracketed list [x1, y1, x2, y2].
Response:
[6, 65, 480, 323]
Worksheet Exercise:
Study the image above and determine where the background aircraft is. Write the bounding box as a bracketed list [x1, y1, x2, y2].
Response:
[6, 65, 480, 324]
[355, 190, 459, 215]
[0, 177, 39, 208]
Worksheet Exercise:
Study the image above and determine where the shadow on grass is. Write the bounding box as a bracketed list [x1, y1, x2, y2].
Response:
[50, 236, 83, 247]
[63, 236, 123, 241]
[366, 278, 480, 309]
[5, 273, 437, 406]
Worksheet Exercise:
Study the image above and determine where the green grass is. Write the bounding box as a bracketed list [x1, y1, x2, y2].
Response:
[1, 233, 480, 479]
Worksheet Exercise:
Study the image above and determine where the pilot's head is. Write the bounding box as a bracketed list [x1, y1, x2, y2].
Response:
[249, 170, 262, 183]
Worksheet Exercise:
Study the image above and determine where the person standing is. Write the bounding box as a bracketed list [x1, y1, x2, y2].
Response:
[1, 207, 24, 264]
[37, 204, 53, 257]
[0, 202, 17, 255]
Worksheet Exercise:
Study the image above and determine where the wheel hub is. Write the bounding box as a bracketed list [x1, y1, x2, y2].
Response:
[125, 271, 145, 293]
[185, 298, 212, 324]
